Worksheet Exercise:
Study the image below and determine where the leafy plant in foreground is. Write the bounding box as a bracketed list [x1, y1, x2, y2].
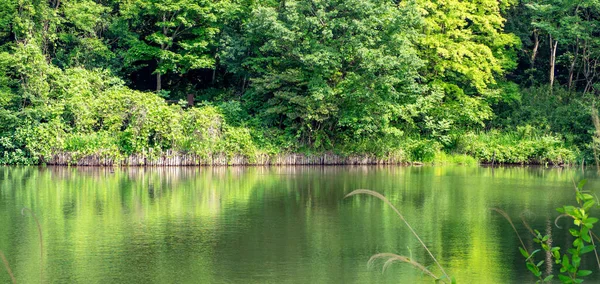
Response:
[495, 180, 600, 283]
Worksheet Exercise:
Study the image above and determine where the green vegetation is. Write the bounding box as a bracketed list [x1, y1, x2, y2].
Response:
[1, 0, 599, 164]
[352, 180, 600, 283]
[494, 180, 600, 283]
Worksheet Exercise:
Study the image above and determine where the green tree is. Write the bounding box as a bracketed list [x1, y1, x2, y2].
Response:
[414, 0, 520, 128]
[118, 0, 227, 91]
[230, 0, 427, 147]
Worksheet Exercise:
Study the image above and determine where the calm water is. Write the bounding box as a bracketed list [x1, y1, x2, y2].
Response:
[0, 166, 599, 283]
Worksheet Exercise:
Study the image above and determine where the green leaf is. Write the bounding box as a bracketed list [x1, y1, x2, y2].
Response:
[562, 254, 570, 267]
[527, 262, 538, 275]
[572, 255, 581, 268]
[583, 200, 595, 211]
[577, 270, 592, 277]
[573, 238, 583, 248]
[520, 247, 529, 258]
[564, 206, 577, 215]
[558, 274, 571, 283]
[537, 260, 544, 267]
[570, 228, 580, 237]
[526, 249, 541, 261]
[582, 194, 594, 201]
[543, 275, 554, 282]
[578, 179, 587, 190]
[580, 245, 595, 254]
[581, 231, 591, 242]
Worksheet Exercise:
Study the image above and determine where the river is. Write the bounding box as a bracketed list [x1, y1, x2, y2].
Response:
[0, 166, 597, 283]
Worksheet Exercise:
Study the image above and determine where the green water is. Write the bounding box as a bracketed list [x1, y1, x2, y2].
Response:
[0, 166, 598, 283]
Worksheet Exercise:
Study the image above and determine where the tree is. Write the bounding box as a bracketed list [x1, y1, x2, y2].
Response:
[118, 0, 226, 91]
[414, 0, 520, 127]
[229, 0, 427, 147]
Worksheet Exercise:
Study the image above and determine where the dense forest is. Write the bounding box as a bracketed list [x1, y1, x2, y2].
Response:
[0, 0, 598, 165]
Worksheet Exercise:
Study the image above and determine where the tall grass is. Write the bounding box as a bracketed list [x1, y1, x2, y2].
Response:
[345, 189, 453, 283]
[456, 127, 577, 165]
[0, 251, 15, 284]
[21, 208, 43, 284]
[2, 208, 44, 283]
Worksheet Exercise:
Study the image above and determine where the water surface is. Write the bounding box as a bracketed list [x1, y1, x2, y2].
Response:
[0, 166, 598, 283]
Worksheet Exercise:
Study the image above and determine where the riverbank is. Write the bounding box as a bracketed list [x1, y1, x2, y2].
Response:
[45, 152, 409, 166]
[42, 150, 572, 166]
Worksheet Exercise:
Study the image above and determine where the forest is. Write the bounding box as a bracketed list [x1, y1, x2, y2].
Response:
[0, 0, 597, 165]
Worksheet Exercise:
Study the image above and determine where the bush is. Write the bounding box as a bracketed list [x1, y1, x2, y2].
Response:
[456, 128, 577, 165]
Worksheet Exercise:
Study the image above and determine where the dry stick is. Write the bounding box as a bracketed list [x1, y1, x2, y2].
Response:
[0, 251, 16, 284]
[21, 208, 42, 284]
[345, 189, 450, 281]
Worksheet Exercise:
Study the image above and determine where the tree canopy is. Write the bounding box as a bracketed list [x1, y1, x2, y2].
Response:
[0, 0, 597, 164]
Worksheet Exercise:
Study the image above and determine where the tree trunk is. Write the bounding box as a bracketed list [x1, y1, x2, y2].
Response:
[156, 72, 162, 92]
[531, 30, 539, 66]
[549, 35, 558, 90]
[568, 38, 579, 90]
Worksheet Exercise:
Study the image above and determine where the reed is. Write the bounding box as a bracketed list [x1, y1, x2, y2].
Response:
[21, 208, 43, 284]
[0, 251, 16, 284]
[345, 189, 452, 283]
[46, 152, 409, 166]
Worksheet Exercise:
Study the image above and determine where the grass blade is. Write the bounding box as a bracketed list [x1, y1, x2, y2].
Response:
[0, 251, 16, 284]
[345, 189, 450, 281]
[21, 208, 43, 284]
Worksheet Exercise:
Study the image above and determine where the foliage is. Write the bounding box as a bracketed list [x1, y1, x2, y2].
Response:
[0, 0, 597, 164]
[456, 127, 577, 165]
[497, 180, 600, 283]
[228, 0, 426, 146]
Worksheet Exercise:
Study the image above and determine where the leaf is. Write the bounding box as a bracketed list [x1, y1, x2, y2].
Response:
[562, 254, 570, 267]
[527, 262, 538, 275]
[577, 270, 592, 277]
[581, 230, 591, 242]
[557, 274, 571, 283]
[580, 245, 595, 254]
[570, 228, 580, 237]
[573, 238, 583, 248]
[526, 249, 541, 261]
[578, 179, 587, 190]
[572, 255, 581, 268]
[582, 194, 594, 201]
[520, 247, 529, 258]
[583, 200, 595, 211]
[543, 275, 554, 282]
[537, 260, 544, 267]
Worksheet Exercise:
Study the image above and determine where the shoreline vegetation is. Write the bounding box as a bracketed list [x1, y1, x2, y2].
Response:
[1, 0, 599, 167]
[44, 151, 567, 167]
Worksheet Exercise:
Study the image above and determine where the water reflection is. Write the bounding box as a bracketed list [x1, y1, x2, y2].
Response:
[0, 166, 596, 283]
